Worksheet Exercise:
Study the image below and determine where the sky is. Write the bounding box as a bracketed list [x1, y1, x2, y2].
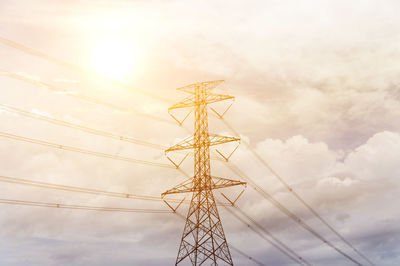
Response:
[0, 0, 400, 265]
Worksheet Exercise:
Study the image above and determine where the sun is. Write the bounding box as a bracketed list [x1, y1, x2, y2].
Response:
[92, 39, 135, 79]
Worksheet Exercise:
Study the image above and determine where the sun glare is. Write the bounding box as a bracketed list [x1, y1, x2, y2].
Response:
[92, 39, 135, 79]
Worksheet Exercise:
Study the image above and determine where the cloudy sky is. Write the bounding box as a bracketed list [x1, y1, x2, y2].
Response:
[1, 0, 400, 265]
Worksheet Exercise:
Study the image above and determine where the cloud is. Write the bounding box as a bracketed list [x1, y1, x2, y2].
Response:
[1, 0, 400, 265]
[226, 131, 400, 265]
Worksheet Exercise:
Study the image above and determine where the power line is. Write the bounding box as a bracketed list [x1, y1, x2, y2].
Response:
[0, 174, 170, 203]
[0, 35, 371, 265]
[0, 198, 172, 213]
[221, 201, 312, 266]
[0, 37, 369, 261]
[0, 103, 211, 180]
[0, 174, 302, 265]
[0, 36, 173, 103]
[5, 64, 372, 264]
[229, 244, 266, 266]
[225, 163, 363, 266]
[0, 103, 166, 150]
[1, 197, 264, 265]
[1, 102, 344, 264]
[4, 66, 368, 263]
[0, 77, 362, 264]
[0, 174, 230, 206]
[0, 195, 263, 265]
[0, 104, 357, 264]
[220, 203, 307, 266]
[218, 118, 374, 266]
[0, 103, 219, 161]
[2, 79, 363, 264]
[0, 131, 174, 169]
[0, 70, 176, 125]
[0, 174, 309, 264]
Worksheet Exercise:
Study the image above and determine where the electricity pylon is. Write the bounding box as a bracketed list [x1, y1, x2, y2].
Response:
[163, 80, 246, 265]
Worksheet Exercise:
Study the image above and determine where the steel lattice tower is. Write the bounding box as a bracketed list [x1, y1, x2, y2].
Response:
[162, 80, 245, 265]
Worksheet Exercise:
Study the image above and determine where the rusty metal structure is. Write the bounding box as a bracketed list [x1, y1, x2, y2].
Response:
[162, 80, 245, 265]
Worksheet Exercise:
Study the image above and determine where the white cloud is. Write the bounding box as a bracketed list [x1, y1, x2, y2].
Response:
[226, 131, 400, 265]
[1, 0, 400, 265]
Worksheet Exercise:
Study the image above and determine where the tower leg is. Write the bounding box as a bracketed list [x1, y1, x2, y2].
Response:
[176, 189, 233, 265]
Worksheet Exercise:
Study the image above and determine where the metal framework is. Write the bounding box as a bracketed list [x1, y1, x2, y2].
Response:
[163, 80, 245, 265]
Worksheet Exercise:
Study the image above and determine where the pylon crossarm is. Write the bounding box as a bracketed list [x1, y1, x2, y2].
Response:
[161, 178, 194, 196]
[166, 136, 195, 152]
[205, 93, 234, 105]
[169, 93, 234, 110]
[162, 176, 244, 197]
[211, 176, 246, 190]
[177, 80, 225, 94]
[208, 134, 240, 146]
[169, 95, 197, 110]
[166, 134, 239, 153]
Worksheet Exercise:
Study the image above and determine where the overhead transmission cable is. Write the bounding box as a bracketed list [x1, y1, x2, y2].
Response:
[0, 59, 367, 264]
[0, 110, 362, 264]
[0, 174, 174, 203]
[0, 36, 172, 103]
[0, 35, 372, 265]
[0, 176, 265, 266]
[8, 83, 364, 265]
[219, 202, 309, 266]
[0, 99, 331, 264]
[1, 79, 364, 264]
[0, 103, 217, 160]
[0, 111, 346, 264]
[0, 131, 174, 169]
[0, 57, 368, 264]
[0, 70, 175, 125]
[217, 118, 374, 266]
[0, 172, 301, 263]
[0, 173, 311, 265]
[0, 103, 166, 150]
[0, 198, 172, 213]
[0, 197, 258, 265]
[1, 83, 364, 264]
[228, 244, 266, 266]
[225, 163, 363, 266]
[1, 103, 338, 265]
[0, 174, 229, 206]
[220, 200, 311, 266]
